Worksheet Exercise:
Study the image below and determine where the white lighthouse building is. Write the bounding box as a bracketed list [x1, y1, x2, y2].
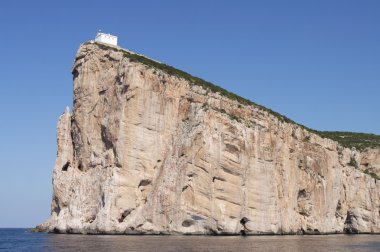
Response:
[95, 32, 118, 46]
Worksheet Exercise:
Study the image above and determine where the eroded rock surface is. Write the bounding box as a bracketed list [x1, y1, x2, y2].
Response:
[39, 43, 380, 235]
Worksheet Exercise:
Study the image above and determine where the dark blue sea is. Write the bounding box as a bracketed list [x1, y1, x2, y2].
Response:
[1, 228, 380, 251]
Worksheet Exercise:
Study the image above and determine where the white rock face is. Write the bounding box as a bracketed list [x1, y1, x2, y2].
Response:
[39, 43, 380, 235]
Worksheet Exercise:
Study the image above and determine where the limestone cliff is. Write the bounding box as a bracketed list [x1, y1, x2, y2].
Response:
[39, 42, 380, 235]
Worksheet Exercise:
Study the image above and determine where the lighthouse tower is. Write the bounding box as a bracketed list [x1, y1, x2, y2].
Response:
[95, 32, 118, 46]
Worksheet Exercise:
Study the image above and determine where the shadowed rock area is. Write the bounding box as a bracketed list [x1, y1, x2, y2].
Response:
[37, 42, 380, 235]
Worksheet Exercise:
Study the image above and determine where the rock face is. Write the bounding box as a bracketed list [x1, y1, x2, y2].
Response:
[39, 43, 380, 235]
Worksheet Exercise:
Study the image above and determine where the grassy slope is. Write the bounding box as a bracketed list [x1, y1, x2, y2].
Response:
[92, 42, 380, 151]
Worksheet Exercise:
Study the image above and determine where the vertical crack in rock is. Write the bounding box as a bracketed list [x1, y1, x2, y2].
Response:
[101, 125, 113, 151]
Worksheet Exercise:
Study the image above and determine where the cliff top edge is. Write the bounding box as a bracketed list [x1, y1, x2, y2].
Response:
[79, 41, 380, 151]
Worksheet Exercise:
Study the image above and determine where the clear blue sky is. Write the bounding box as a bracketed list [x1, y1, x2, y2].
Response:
[0, 0, 379, 228]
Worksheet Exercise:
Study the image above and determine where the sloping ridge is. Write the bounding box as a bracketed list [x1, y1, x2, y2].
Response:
[93, 42, 380, 151]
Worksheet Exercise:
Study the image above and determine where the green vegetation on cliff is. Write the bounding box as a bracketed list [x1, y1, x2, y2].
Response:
[364, 169, 380, 180]
[91, 42, 380, 151]
[316, 132, 380, 151]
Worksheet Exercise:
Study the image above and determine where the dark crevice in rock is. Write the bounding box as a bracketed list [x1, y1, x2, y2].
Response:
[344, 211, 359, 234]
[335, 200, 343, 218]
[182, 185, 189, 192]
[336, 200, 342, 211]
[300, 228, 306, 235]
[126, 95, 135, 102]
[299, 209, 311, 217]
[72, 68, 80, 81]
[116, 72, 124, 83]
[348, 156, 359, 169]
[206, 227, 218, 235]
[240, 217, 252, 233]
[101, 124, 117, 159]
[298, 189, 309, 199]
[212, 176, 226, 182]
[101, 125, 113, 150]
[121, 85, 129, 94]
[138, 179, 152, 188]
[101, 193, 105, 207]
[71, 121, 82, 153]
[62, 161, 70, 171]
[118, 209, 132, 223]
[98, 89, 107, 95]
[225, 143, 239, 153]
[221, 166, 240, 176]
[88, 216, 96, 223]
[191, 215, 204, 221]
[77, 162, 84, 171]
[182, 219, 195, 227]
[240, 217, 249, 225]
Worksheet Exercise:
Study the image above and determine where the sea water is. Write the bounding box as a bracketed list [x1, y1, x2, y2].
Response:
[1, 228, 380, 251]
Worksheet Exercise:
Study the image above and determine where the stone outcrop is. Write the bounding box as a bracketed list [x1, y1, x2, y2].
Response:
[38, 42, 380, 235]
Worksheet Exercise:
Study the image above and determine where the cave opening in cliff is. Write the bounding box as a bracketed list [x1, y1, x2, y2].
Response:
[61, 162, 70, 171]
[240, 217, 249, 225]
[72, 68, 79, 80]
[77, 162, 83, 171]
